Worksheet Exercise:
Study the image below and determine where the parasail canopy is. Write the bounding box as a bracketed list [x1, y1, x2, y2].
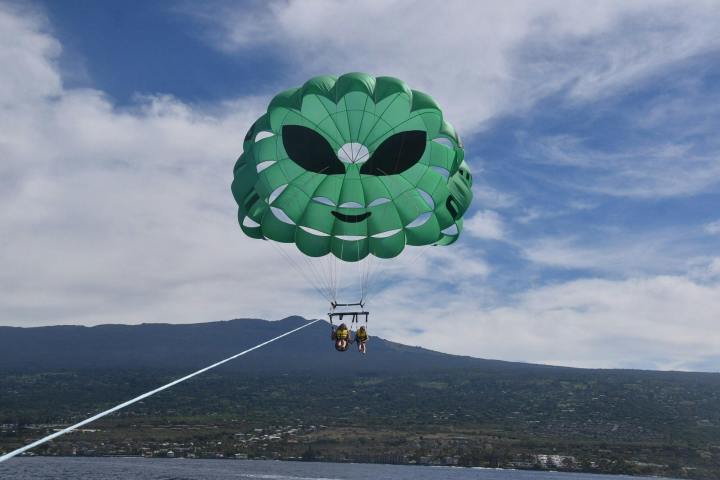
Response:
[232, 72, 473, 264]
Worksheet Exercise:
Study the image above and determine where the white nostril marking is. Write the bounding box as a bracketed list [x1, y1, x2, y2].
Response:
[337, 143, 369, 164]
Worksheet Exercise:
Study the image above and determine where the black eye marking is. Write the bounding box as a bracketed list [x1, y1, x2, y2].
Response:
[360, 130, 426, 176]
[282, 125, 345, 175]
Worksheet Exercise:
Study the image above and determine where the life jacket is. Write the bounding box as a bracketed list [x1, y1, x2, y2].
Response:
[336, 326, 349, 340]
[356, 328, 368, 342]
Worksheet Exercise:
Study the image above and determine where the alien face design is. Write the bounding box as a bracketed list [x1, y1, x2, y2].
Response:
[282, 124, 429, 225]
[231, 73, 472, 261]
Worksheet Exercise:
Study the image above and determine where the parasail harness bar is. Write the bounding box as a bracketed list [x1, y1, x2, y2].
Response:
[331, 301, 365, 308]
[328, 301, 369, 330]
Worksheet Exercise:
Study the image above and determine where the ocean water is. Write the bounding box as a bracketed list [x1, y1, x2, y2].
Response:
[0, 457, 678, 480]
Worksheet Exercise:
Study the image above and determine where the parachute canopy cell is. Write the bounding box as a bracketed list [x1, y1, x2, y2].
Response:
[231, 73, 473, 262]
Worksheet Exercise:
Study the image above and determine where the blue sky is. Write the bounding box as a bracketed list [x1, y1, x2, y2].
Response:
[1, 0, 719, 371]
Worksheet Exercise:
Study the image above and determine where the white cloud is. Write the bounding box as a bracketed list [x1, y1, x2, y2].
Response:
[0, 5, 61, 105]
[187, 1, 720, 201]
[523, 134, 720, 198]
[706, 220, 720, 235]
[471, 182, 518, 210]
[0, 4, 323, 326]
[3, 3, 720, 373]
[688, 257, 720, 283]
[463, 210, 505, 240]
[710, 259, 720, 277]
[190, 0, 720, 135]
[378, 274, 720, 370]
[519, 230, 714, 278]
[522, 236, 644, 273]
[514, 201, 596, 225]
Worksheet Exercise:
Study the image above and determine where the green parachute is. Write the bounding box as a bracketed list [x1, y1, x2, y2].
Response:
[232, 72, 472, 263]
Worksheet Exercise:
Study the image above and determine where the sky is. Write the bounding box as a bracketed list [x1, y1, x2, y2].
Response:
[1, 0, 719, 371]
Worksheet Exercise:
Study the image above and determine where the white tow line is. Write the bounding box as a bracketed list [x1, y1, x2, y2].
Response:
[0, 319, 322, 463]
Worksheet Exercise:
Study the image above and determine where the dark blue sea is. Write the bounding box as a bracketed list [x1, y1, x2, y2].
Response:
[0, 457, 678, 480]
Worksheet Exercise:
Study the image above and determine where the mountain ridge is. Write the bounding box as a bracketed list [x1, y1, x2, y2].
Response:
[0, 316, 547, 373]
[2, 316, 717, 378]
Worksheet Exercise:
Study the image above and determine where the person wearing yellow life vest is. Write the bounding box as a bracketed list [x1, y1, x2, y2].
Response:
[331, 322, 351, 352]
[355, 325, 368, 354]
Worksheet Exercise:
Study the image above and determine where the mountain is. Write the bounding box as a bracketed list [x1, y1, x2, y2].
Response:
[0, 316, 545, 373]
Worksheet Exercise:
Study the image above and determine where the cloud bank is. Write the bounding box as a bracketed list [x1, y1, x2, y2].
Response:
[1, 2, 720, 371]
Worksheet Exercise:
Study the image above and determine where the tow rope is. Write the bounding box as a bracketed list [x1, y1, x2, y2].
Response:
[0, 319, 322, 463]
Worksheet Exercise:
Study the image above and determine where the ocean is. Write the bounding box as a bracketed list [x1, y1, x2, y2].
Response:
[0, 457, 678, 480]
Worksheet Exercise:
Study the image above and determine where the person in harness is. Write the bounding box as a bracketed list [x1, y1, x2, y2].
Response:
[355, 325, 368, 354]
[331, 322, 351, 352]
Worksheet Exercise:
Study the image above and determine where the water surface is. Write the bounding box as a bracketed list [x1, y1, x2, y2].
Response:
[0, 457, 677, 480]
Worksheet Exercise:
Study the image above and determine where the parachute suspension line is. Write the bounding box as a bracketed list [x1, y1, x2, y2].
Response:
[366, 252, 379, 301]
[361, 245, 372, 303]
[265, 162, 338, 304]
[300, 231, 335, 299]
[319, 254, 331, 304]
[287, 247, 333, 302]
[298, 252, 334, 302]
[362, 260, 372, 302]
[285, 168, 337, 301]
[364, 255, 376, 302]
[356, 241, 362, 302]
[338, 238, 346, 301]
[320, 254, 330, 304]
[359, 259, 365, 303]
[362, 187, 429, 302]
[333, 250, 340, 301]
[326, 256, 337, 304]
[0, 319, 322, 464]
[402, 182, 440, 275]
[362, 254, 383, 302]
[267, 240, 332, 302]
[280, 248, 330, 301]
[328, 254, 339, 302]
[277, 242, 333, 302]
[327, 253, 337, 303]
[316, 256, 336, 304]
[360, 253, 373, 303]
